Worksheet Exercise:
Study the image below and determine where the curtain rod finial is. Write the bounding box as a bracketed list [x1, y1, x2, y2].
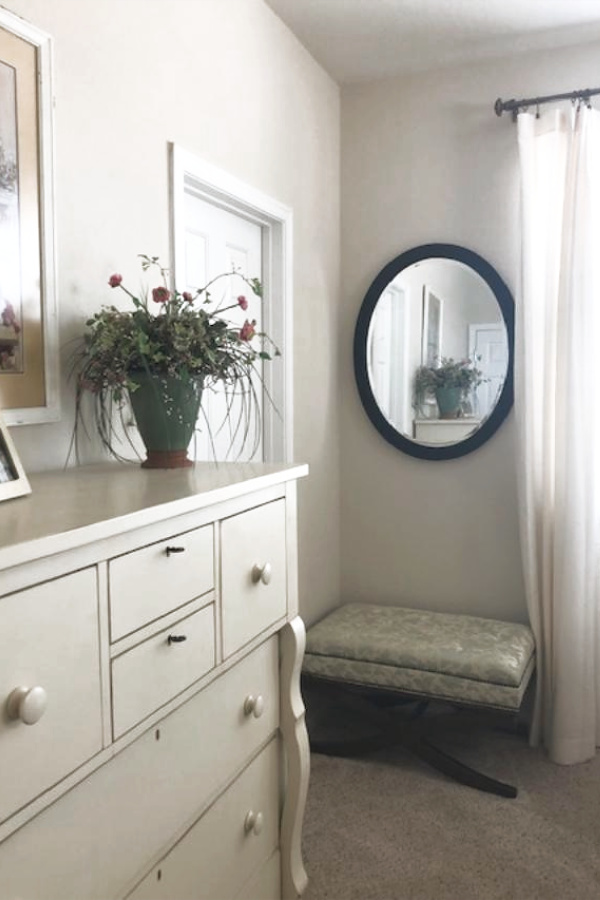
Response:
[494, 98, 505, 117]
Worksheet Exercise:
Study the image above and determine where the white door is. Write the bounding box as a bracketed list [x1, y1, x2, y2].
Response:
[183, 193, 263, 461]
[468, 323, 508, 420]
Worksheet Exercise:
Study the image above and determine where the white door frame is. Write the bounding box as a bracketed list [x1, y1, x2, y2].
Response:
[169, 143, 293, 463]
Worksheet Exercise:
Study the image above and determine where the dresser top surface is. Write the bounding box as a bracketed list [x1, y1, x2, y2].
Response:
[0, 461, 308, 571]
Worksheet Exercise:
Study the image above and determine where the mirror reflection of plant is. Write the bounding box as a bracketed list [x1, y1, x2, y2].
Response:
[69, 254, 280, 462]
[414, 356, 486, 398]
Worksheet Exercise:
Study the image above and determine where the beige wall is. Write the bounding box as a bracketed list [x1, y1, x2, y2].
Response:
[4, 0, 341, 626]
[340, 40, 600, 625]
[7, 2, 598, 631]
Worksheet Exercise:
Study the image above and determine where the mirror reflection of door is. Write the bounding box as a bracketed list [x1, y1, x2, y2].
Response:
[367, 283, 410, 435]
[469, 323, 508, 420]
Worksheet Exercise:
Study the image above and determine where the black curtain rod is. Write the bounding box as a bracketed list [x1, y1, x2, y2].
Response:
[495, 87, 600, 120]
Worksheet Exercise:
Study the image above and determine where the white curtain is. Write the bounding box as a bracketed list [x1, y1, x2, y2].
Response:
[517, 105, 600, 764]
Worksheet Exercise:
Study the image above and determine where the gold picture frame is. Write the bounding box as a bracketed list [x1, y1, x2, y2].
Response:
[0, 410, 31, 500]
[0, 9, 58, 426]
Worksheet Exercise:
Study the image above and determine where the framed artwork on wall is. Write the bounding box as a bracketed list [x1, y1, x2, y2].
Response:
[421, 286, 442, 366]
[0, 9, 58, 426]
[0, 410, 30, 500]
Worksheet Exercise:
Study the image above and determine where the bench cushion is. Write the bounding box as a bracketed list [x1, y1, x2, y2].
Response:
[303, 603, 536, 711]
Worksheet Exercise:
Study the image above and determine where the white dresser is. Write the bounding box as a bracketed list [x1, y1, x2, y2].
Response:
[0, 461, 309, 900]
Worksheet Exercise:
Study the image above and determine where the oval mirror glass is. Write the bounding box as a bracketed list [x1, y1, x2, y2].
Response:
[354, 244, 514, 460]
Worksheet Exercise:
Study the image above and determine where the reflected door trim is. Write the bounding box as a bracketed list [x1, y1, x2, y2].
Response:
[353, 244, 515, 461]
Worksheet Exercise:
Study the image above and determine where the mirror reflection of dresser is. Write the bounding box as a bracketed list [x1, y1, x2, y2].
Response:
[413, 417, 480, 443]
[354, 244, 515, 460]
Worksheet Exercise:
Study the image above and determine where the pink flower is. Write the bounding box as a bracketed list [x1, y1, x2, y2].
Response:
[239, 319, 257, 342]
[108, 274, 122, 288]
[152, 286, 171, 304]
[182, 291, 194, 303]
[237, 295, 248, 311]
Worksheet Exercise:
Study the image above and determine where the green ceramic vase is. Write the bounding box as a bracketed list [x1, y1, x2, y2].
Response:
[129, 372, 204, 468]
[435, 386, 462, 419]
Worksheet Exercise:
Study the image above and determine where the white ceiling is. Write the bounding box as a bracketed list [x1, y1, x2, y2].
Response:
[264, 0, 600, 84]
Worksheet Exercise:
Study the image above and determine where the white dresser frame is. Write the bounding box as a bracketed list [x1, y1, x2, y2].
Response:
[0, 461, 310, 900]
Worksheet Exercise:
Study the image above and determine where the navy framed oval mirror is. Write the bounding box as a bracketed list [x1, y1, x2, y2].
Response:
[353, 244, 514, 461]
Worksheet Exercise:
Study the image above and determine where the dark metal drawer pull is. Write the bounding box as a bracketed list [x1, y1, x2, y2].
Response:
[167, 634, 187, 645]
[165, 546, 185, 557]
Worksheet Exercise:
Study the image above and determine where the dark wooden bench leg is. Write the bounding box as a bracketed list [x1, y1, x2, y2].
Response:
[304, 676, 519, 799]
[401, 732, 517, 798]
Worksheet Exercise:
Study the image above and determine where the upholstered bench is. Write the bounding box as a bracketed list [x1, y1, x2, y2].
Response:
[302, 603, 536, 798]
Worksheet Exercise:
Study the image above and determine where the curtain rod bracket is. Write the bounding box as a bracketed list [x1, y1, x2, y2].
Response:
[494, 98, 508, 117]
[495, 87, 600, 120]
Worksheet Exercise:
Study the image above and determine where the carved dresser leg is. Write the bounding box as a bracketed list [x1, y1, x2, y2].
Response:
[280, 616, 310, 899]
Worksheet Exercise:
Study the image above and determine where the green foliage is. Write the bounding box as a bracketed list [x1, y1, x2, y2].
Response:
[70, 255, 280, 461]
[414, 357, 485, 397]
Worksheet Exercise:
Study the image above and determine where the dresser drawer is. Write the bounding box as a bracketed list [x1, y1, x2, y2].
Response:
[0, 569, 102, 825]
[127, 739, 280, 900]
[235, 851, 280, 900]
[112, 603, 215, 739]
[109, 525, 214, 641]
[0, 638, 279, 900]
[221, 501, 287, 658]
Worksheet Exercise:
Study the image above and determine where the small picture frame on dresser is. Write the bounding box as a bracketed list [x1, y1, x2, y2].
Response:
[0, 411, 30, 500]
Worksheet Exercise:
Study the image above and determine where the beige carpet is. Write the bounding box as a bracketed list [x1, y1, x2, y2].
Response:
[301, 711, 600, 900]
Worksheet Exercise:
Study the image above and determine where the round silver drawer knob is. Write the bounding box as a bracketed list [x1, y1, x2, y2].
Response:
[6, 686, 48, 725]
[243, 694, 265, 718]
[244, 810, 264, 836]
[251, 562, 272, 585]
